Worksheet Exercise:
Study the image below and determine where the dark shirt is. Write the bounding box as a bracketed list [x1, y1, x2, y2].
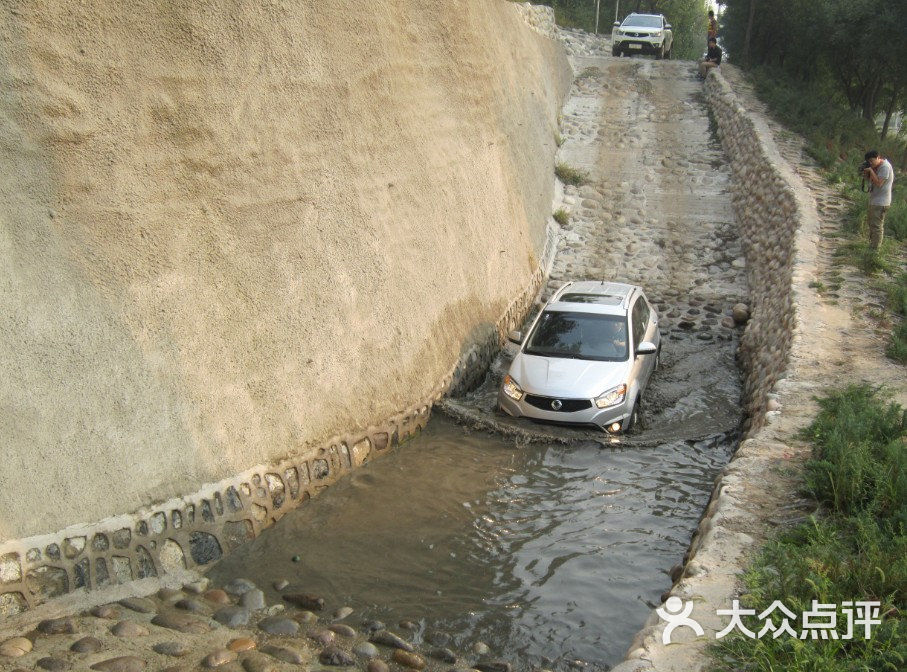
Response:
[706, 45, 722, 64]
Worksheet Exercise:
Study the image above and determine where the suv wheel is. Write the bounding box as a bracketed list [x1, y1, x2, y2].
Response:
[612, 47, 621, 57]
[656, 44, 665, 60]
[625, 397, 641, 432]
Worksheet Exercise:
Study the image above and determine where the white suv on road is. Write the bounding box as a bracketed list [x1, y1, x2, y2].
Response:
[498, 281, 661, 434]
[612, 13, 673, 59]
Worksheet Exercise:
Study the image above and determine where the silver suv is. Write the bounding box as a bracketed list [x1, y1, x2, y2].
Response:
[498, 281, 660, 433]
[612, 13, 673, 59]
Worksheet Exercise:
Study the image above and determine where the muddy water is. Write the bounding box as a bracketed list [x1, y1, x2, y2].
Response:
[209, 342, 740, 670]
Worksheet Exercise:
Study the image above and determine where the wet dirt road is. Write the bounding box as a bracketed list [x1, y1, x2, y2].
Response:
[212, 55, 748, 671]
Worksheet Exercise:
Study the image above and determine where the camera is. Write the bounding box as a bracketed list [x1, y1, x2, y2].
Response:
[859, 160, 871, 176]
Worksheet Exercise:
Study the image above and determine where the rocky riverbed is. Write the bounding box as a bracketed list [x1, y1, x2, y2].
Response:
[0, 575, 507, 672]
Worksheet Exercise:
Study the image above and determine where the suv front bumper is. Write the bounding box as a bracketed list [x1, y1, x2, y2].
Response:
[614, 39, 664, 55]
[498, 390, 631, 432]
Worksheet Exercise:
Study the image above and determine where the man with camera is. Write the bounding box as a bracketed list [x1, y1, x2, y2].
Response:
[862, 150, 894, 251]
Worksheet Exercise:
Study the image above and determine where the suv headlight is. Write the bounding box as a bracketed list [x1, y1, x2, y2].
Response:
[502, 375, 525, 401]
[652, 30, 663, 37]
[595, 384, 627, 409]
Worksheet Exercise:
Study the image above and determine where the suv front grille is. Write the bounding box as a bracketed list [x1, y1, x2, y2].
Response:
[524, 395, 592, 413]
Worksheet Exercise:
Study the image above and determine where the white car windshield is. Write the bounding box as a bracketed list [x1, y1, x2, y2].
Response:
[622, 16, 662, 28]
[524, 311, 629, 361]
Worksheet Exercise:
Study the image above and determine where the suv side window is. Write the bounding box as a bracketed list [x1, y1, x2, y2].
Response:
[631, 298, 651, 349]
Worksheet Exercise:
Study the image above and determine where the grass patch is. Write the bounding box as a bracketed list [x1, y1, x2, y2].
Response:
[552, 208, 569, 227]
[554, 130, 564, 148]
[887, 321, 907, 364]
[712, 386, 907, 672]
[555, 162, 588, 187]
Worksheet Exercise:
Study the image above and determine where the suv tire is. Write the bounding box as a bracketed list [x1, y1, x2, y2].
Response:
[625, 397, 641, 432]
[656, 44, 665, 60]
[612, 47, 621, 57]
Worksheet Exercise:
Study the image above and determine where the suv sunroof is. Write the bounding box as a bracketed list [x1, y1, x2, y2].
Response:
[559, 293, 624, 305]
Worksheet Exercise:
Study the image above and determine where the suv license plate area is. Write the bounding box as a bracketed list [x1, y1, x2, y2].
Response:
[629, 43, 642, 49]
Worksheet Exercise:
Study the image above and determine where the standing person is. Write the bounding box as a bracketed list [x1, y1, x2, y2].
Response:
[863, 150, 894, 251]
[699, 37, 722, 79]
[707, 9, 718, 43]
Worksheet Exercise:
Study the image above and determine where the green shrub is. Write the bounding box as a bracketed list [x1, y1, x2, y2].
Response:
[552, 208, 569, 227]
[555, 162, 589, 187]
[801, 385, 907, 521]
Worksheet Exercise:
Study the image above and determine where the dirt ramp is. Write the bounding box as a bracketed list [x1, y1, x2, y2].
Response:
[0, 1, 570, 542]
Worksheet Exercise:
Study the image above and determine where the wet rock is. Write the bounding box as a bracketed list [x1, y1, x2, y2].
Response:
[352, 642, 378, 659]
[287, 610, 314, 625]
[398, 619, 419, 631]
[259, 644, 304, 664]
[308, 629, 335, 646]
[204, 649, 238, 667]
[214, 606, 251, 627]
[37, 658, 71, 671]
[91, 604, 120, 619]
[475, 660, 513, 672]
[721, 316, 736, 328]
[328, 623, 356, 638]
[333, 606, 353, 620]
[111, 620, 149, 637]
[183, 578, 210, 594]
[153, 641, 190, 657]
[204, 589, 231, 605]
[241, 652, 278, 672]
[90, 656, 146, 672]
[228, 638, 257, 652]
[157, 588, 183, 601]
[472, 642, 490, 655]
[257, 616, 299, 636]
[119, 597, 156, 614]
[151, 611, 212, 634]
[240, 589, 266, 610]
[732, 303, 750, 324]
[282, 592, 324, 610]
[71, 636, 104, 653]
[370, 629, 414, 652]
[0, 637, 32, 657]
[361, 620, 385, 633]
[175, 597, 208, 613]
[429, 647, 457, 664]
[272, 579, 289, 591]
[37, 617, 75, 634]
[393, 649, 426, 669]
[366, 661, 389, 672]
[223, 578, 257, 596]
[319, 646, 356, 666]
[425, 631, 450, 647]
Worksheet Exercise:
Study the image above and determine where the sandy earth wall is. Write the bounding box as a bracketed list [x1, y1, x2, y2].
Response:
[0, 1, 571, 613]
[611, 70, 823, 671]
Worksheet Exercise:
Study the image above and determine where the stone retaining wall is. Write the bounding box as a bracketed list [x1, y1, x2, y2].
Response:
[611, 69, 823, 671]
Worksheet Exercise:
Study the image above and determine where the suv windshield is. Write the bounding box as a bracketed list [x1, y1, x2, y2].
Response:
[622, 16, 662, 28]
[524, 311, 629, 361]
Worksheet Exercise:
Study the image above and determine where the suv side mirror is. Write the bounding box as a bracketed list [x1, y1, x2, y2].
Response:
[612, 21, 620, 28]
[665, 24, 672, 30]
[507, 330, 523, 345]
[636, 341, 657, 356]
